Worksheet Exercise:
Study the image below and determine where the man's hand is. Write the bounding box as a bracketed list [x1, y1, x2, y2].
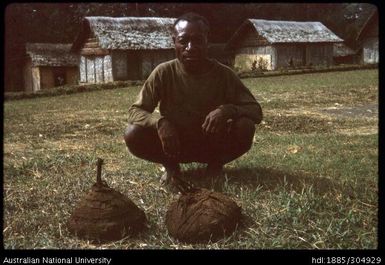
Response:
[157, 118, 180, 158]
[202, 108, 229, 134]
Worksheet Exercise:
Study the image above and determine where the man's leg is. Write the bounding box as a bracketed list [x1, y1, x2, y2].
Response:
[124, 124, 165, 164]
[124, 124, 180, 177]
[203, 117, 256, 176]
[218, 117, 256, 164]
[124, 118, 256, 178]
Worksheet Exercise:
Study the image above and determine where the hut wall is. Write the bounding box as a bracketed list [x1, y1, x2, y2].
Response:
[40, 67, 55, 89]
[305, 44, 334, 67]
[79, 37, 111, 84]
[112, 50, 174, 81]
[66, 67, 79, 85]
[112, 51, 128, 80]
[79, 49, 174, 83]
[80, 56, 87, 83]
[104, 55, 113, 82]
[126, 51, 141, 80]
[95, 57, 104, 82]
[23, 59, 33, 92]
[32, 67, 41, 92]
[234, 46, 275, 71]
[362, 37, 378, 64]
[80, 55, 113, 83]
[141, 50, 174, 79]
[274, 44, 305, 69]
[86, 57, 96, 83]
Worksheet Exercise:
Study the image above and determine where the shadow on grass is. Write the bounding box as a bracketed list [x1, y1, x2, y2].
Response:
[180, 166, 351, 197]
[225, 166, 351, 196]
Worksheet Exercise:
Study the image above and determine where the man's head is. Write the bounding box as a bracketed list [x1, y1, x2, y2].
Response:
[172, 12, 210, 74]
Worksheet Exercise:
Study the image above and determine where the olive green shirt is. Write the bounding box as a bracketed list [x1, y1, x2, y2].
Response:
[128, 59, 262, 129]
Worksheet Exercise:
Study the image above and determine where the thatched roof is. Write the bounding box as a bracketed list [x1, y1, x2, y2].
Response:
[72, 16, 176, 51]
[333, 43, 356, 57]
[228, 19, 343, 48]
[26, 43, 79, 67]
[356, 9, 378, 41]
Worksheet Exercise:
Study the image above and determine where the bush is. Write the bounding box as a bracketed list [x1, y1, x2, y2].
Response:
[4, 80, 144, 101]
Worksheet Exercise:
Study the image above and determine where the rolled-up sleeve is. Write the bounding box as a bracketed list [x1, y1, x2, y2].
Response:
[128, 68, 163, 128]
[220, 70, 263, 124]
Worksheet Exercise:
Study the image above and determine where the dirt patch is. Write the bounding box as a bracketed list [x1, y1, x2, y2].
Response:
[321, 103, 378, 118]
[336, 126, 378, 136]
[262, 115, 333, 133]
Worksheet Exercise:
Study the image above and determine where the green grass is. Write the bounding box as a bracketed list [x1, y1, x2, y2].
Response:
[3, 69, 378, 249]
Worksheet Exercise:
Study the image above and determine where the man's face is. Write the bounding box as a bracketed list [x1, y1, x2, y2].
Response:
[173, 20, 208, 73]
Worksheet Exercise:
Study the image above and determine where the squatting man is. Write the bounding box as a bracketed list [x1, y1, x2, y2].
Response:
[124, 12, 263, 190]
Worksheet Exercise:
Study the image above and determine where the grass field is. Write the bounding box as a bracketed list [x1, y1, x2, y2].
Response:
[3, 69, 378, 249]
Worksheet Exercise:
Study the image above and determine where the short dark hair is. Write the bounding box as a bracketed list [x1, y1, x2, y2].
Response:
[173, 12, 210, 34]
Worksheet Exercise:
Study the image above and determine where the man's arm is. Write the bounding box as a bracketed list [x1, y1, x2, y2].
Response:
[127, 66, 181, 158]
[218, 93, 263, 124]
[220, 68, 262, 124]
[128, 71, 163, 129]
[202, 70, 263, 134]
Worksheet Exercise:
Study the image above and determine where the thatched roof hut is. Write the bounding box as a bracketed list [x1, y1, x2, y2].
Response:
[356, 10, 378, 64]
[333, 42, 358, 64]
[227, 19, 343, 71]
[26, 43, 79, 67]
[72, 16, 176, 82]
[24, 43, 79, 92]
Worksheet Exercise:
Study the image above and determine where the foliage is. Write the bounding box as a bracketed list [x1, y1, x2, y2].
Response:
[4, 81, 143, 101]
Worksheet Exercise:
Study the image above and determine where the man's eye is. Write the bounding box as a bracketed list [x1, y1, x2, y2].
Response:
[178, 39, 188, 45]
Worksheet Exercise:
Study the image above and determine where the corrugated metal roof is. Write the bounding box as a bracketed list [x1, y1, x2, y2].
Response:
[26, 43, 79, 67]
[84, 16, 176, 50]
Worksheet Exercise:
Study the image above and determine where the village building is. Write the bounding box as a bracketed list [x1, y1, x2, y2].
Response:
[71, 16, 176, 83]
[23, 43, 79, 92]
[333, 42, 358, 65]
[207, 43, 234, 67]
[356, 10, 378, 64]
[226, 19, 343, 72]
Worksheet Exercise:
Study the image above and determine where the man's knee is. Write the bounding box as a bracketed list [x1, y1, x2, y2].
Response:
[123, 124, 153, 156]
[231, 117, 256, 152]
[124, 124, 141, 147]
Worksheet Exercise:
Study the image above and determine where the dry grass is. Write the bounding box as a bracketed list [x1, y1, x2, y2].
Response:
[3, 69, 378, 249]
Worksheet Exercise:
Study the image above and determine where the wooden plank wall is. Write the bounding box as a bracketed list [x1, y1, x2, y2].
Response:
[79, 37, 112, 83]
[80, 55, 113, 83]
[104, 55, 113, 82]
[306, 44, 334, 66]
[112, 50, 128, 80]
[23, 59, 33, 92]
[40, 67, 55, 89]
[141, 50, 174, 79]
[65, 67, 79, 85]
[274, 44, 305, 69]
[235, 46, 276, 70]
[80, 56, 87, 83]
[362, 38, 378, 64]
[32, 67, 40, 92]
[86, 57, 95, 83]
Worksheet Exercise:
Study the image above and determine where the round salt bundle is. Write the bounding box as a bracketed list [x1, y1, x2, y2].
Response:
[67, 159, 146, 242]
[165, 187, 242, 243]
